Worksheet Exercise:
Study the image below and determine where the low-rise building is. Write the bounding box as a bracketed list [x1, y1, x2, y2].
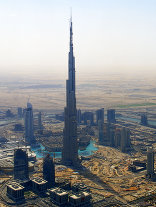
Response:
[7, 181, 25, 201]
[69, 191, 91, 206]
[49, 187, 68, 206]
[31, 177, 47, 192]
[72, 183, 90, 193]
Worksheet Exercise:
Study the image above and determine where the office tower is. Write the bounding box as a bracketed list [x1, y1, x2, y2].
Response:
[43, 154, 55, 188]
[141, 113, 148, 126]
[96, 108, 104, 125]
[82, 112, 94, 126]
[109, 124, 115, 147]
[114, 128, 121, 148]
[103, 123, 111, 146]
[98, 120, 104, 144]
[77, 109, 81, 125]
[17, 107, 23, 118]
[120, 127, 131, 152]
[38, 112, 42, 130]
[14, 149, 29, 180]
[24, 103, 35, 144]
[147, 147, 154, 176]
[107, 109, 116, 123]
[62, 18, 78, 165]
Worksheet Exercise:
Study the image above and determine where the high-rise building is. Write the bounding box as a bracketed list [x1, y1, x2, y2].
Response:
[109, 124, 115, 147]
[82, 112, 94, 126]
[141, 113, 148, 126]
[103, 123, 111, 146]
[77, 109, 81, 125]
[96, 108, 104, 125]
[17, 107, 23, 118]
[24, 103, 35, 144]
[98, 120, 104, 145]
[107, 109, 116, 123]
[14, 149, 29, 181]
[62, 18, 78, 165]
[120, 127, 131, 152]
[147, 147, 154, 176]
[43, 154, 55, 188]
[38, 112, 42, 130]
[114, 128, 121, 148]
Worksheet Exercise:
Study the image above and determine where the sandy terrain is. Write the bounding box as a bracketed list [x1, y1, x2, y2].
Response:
[0, 71, 156, 112]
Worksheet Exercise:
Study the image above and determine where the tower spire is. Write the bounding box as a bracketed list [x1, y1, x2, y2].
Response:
[70, 7, 72, 22]
[70, 14, 73, 51]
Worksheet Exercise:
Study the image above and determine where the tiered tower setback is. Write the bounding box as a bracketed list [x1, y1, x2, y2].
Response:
[62, 18, 78, 165]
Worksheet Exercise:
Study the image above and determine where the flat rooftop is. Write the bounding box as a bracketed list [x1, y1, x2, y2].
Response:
[70, 192, 90, 199]
[7, 182, 24, 191]
[49, 187, 68, 196]
[32, 177, 47, 185]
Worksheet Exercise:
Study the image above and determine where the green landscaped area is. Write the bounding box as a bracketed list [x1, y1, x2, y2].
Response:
[116, 103, 156, 108]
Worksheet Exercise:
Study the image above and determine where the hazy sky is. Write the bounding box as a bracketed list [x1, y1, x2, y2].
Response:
[0, 0, 156, 75]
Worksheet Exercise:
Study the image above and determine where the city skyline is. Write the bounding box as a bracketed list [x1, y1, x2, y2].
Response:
[0, 0, 156, 76]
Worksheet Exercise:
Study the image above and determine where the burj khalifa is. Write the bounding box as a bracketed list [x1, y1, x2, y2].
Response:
[62, 18, 78, 165]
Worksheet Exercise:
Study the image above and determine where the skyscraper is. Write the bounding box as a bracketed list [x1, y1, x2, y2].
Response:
[77, 109, 82, 125]
[17, 107, 23, 118]
[38, 112, 42, 130]
[120, 127, 131, 152]
[43, 154, 55, 188]
[24, 103, 35, 144]
[96, 108, 104, 125]
[147, 147, 154, 176]
[141, 113, 148, 126]
[14, 149, 29, 181]
[62, 18, 78, 165]
[107, 109, 116, 123]
[98, 120, 104, 145]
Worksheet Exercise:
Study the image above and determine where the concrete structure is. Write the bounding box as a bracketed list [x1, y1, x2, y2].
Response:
[147, 147, 154, 176]
[31, 177, 47, 192]
[24, 103, 35, 144]
[82, 111, 94, 126]
[98, 120, 104, 145]
[107, 109, 116, 123]
[62, 18, 78, 165]
[141, 113, 148, 126]
[49, 187, 68, 206]
[7, 181, 25, 201]
[17, 107, 23, 118]
[38, 111, 42, 130]
[69, 192, 91, 207]
[77, 109, 81, 125]
[103, 123, 111, 146]
[114, 128, 121, 148]
[72, 183, 90, 193]
[43, 154, 55, 188]
[96, 108, 104, 125]
[120, 127, 131, 152]
[14, 149, 29, 181]
[109, 124, 115, 147]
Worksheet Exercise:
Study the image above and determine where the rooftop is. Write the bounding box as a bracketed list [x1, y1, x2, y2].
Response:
[31, 177, 47, 185]
[7, 182, 24, 191]
[70, 191, 90, 199]
[49, 187, 68, 196]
